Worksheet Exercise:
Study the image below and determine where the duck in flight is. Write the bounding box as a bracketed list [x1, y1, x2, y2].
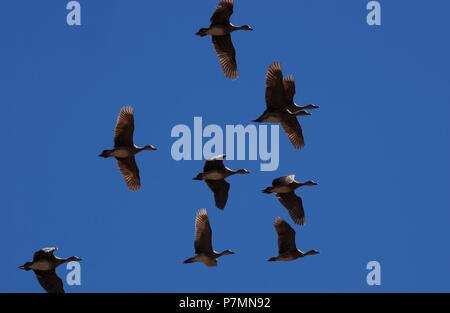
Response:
[193, 154, 250, 210]
[253, 62, 318, 149]
[19, 247, 82, 293]
[99, 106, 157, 191]
[263, 175, 317, 225]
[268, 217, 319, 262]
[184, 209, 235, 267]
[196, 0, 253, 79]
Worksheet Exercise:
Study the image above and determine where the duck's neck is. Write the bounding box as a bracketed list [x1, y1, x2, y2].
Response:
[54, 257, 71, 267]
[229, 170, 245, 177]
[303, 250, 317, 256]
[298, 104, 317, 110]
[133, 146, 147, 154]
[230, 25, 246, 32]
[217, 250, 230, 258]
[295, 110, 310, 117]
[292, 182, 304, 189]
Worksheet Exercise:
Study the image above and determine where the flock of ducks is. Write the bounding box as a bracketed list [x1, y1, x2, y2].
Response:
[19, 0, 320, 292]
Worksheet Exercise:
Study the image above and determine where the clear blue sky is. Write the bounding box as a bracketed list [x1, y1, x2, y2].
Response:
[1, 0, 449, 292]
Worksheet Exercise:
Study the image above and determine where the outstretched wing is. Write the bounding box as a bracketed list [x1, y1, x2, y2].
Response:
[273, 217, 297, 254]
[265, 62, 288, 110]
[114, 106, 135, 148]
[212, 35, 238, 80]
[205, 179, 230, 210]
[283, 75, 296, 102]
[33, 247, 57, 262]
[116, 157, 141, 191]
[194, 209, 214, 254]
[280, 115, 305, 149]
[276, 192, 305, 225]
[283, 75, 300, 112]
[210, 0, 234, 25]
[272, 175, 295, 187]
[204, 154, 226, 172]
[34, 270, 64, 293]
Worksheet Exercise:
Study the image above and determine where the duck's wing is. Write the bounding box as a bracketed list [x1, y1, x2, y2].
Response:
[283, 75, 300, 112]
[205, 179, 230, 210]
[114, 106, 134, 148]
[116, 157, 141, 191]
[273, 217, 297, 254]
[204, 154, 226, 172]
[280, 115, 305, 149]
[212, 35, 238, 80]
[194, 209, 214, 254]
[265, 62, 288, 110]
[272, 175, 295, 187]
[33, 270, 64, 293]
[276, 192, 305, 225]
[210, 0, 234, 25]
[33, 247, 57, 261]
[283, 75, 296, 101]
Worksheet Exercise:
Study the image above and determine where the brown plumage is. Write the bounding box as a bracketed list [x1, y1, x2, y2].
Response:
[193, 154, 250, 210]
[212, 34, 237, 79]
[115, 107, 140, 191]
[19, 247, 82, 293]
[99, 106, 157, 191]
[116, 156, 140, 191]
[254, 62, 318, 149]
[184, 209, 235, 267]
[268, 217, 319, 262]
[196, 0, 253, 80]
[263, 175, 318, 226]
[194, 209, 214, 255]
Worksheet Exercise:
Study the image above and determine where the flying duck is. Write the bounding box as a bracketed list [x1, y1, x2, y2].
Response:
[196, 0, 253, 79]
[193, 154, 250, 210]
[19, 247, 82, 293]
[99, 106, 157, 191]
[268, 217, 319, 262]
[253, 62, 318, 149]
[263, 175, 317, 225]
[184, 209, 235, 267]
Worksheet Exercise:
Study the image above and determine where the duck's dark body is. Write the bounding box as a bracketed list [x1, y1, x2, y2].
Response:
[99, 106, 157, 191]
[19, 247, 82, 293]
[196, 0, 253, 79]
[193, 155, 249, 210]
[253, 62, 318, 149]
[268, 218, 319, 262]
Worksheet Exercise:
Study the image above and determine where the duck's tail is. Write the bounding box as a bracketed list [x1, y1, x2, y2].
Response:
[99, 150, 112, 158]
[192, 173, 204, 180]
[262, 187, 273, 194]
[196, 28, 209, 37]
[183, 257, 195, 264]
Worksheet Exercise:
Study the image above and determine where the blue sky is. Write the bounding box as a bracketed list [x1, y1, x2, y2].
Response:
[1, 0, 449, 292]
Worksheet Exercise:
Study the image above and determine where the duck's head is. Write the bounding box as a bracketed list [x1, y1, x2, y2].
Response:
[240, 25, 254, 31]
[67, 256, 83, 262]
[144, 145, 158, 151]
[237, 169, 250, 175]
[222, 250, 235, 256]
[306, 250, 320, 256]
[303, 180, 318, 186]
[19, 262, 32, 271]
